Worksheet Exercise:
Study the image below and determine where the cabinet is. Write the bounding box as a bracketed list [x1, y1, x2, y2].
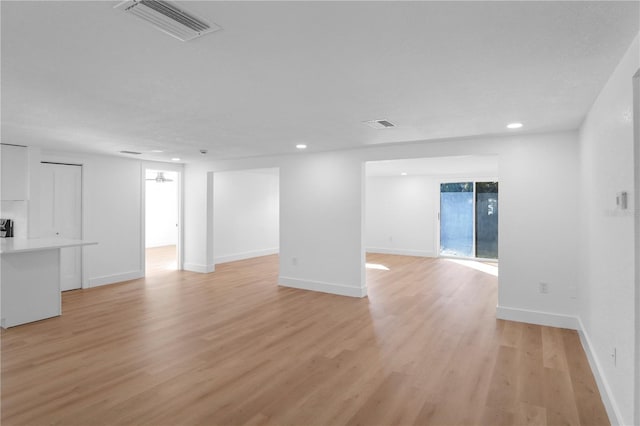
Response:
[1, 144, 28, 200]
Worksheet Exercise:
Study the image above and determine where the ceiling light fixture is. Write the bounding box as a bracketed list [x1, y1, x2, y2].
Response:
[507, 122, 523, 129]
[146, 172, 174, 183]
[171, 157, 181, 161]
[401, 172, 408, 176]
[296, 144, 307, 149]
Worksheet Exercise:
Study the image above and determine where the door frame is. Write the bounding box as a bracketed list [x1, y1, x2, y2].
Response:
[632, 69, 639, 426]
[436, 176, 499, 261]
[140, 162, 185, 274]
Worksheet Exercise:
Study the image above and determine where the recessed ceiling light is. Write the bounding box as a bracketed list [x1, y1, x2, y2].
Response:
[507, 122, 523, 129]
[296, 144, 307, 149]
[171, 157, 181, 161]
[401, 172, 408, 176]
[151, 149, 164, 153]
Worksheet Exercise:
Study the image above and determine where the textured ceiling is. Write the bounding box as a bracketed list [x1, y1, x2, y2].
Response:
[2, 1, 639, 163]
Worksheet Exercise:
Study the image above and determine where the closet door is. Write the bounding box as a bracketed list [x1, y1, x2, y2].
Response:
[40, 162, 82, 291]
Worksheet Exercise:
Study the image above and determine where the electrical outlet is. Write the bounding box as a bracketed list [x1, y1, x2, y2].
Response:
[389, 236, 393, 242]
[539, 282, 549, 294]
[291, 257, 298, 266]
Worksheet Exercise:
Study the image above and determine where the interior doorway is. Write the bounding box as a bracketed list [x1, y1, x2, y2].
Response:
[144, 169, 181, 274]
[212, 168, 279, 265]
[365, 156, 499, 260]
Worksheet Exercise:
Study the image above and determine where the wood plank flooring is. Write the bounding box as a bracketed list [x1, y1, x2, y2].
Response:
[145, 245, 177, 274]
[1, 253, 608, 425]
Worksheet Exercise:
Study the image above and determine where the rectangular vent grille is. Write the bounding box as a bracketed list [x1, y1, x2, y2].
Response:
[363, 119, 396, 129]
[115, 0, 221, 42]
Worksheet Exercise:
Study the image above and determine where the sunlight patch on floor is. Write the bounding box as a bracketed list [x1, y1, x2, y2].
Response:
[366, 263, 390, 271]
[444, 258, 498, 276]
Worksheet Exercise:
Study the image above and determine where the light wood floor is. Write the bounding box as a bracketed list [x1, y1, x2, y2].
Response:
[145, 245, 177, 274]
[1, 253, 608, 425]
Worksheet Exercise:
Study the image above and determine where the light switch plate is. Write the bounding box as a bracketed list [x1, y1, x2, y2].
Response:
[616, 191, 628, 210]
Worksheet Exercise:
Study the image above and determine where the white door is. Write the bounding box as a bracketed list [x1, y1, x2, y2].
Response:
[40, 163, 82, 291]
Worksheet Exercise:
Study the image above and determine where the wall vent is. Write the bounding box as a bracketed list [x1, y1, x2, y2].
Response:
[114, 0, 221, 42]
[363, 119, 396, 129]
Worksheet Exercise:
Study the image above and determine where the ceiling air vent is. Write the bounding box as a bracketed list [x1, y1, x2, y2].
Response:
[363, 119, 396, 129]
[120, 150, 142, 155]
[114, 0, 221, 42]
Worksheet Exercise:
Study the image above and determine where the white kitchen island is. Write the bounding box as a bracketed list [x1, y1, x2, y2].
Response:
[1, 238, 97, 328]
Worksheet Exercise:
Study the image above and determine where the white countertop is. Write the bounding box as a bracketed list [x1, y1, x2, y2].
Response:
[0, 238, 97, 254]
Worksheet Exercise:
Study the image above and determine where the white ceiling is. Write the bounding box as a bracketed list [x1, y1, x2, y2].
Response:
[366, 156, 498, 177]
[2, 1, 638, 164]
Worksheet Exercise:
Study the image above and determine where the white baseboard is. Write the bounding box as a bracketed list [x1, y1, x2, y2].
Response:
[183, 263, 215, 273]
[366, 247, 436, 257]
[279, 276, 367, 298]
[495, 305, 579, 330]
[88, 270, 143, 288]
[215, 248, 279, 264]
[577, 317, 622, 426]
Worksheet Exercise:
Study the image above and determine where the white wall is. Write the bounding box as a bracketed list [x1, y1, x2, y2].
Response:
[365, 175, 438, 257]
[36, 151, 182, 287]
[145, 172, 178, 248]
[279, 154, 366, 297]
[41, 151, 142, 286]
[213, 169, 279, 264]
[578, 34, 639, 426]
[187, 131, 580, 319]
[497, 132, 580, 322]
[183, 164, 214, 273]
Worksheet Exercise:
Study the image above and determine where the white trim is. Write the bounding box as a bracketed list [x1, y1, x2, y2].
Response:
[366, 247, 436, 258]
[279, 276, 367, 298]
[577, 317, 622, 426]
[495, 305, 578, 329]
[88, 270, 143, 287]
[140, 165, 147, 275]
[214, 248, 279, 264]
[80, 164, 89, 289]
[183, 262, 215, 273]
[632, 69, 640, 426]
